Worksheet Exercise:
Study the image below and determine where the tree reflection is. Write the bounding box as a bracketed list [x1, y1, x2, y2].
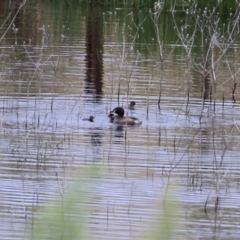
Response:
[84, 4, 103, 103]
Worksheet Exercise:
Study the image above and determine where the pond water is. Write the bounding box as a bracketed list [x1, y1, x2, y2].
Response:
[1, 1, 240, 239]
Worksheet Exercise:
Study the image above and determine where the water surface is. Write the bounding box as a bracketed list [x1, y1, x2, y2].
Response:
[0, 1, 240, 239]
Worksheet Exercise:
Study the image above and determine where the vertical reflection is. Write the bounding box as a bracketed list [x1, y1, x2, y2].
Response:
[84, 4, 103, 103]
[90, 127, 103, 157]
[111, 125, 124, 139]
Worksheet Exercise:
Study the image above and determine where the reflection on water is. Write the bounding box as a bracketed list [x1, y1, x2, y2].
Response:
[191, 60, 213, 102]
[85, 5, 103, 103]
[90, 127, 103, 157]
[0, 1, 240, 240]
[110, 125, 125, 138]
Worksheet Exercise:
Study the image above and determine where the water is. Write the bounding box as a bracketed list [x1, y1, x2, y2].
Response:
[1, 1, 240, 239]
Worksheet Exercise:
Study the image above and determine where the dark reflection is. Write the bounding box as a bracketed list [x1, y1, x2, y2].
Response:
[90, 127, 103, 156]
[84, 5, 104, 103]
[110, 125, 124, 138]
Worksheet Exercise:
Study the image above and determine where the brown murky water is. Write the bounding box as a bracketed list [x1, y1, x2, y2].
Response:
[1, 1, 240, 239]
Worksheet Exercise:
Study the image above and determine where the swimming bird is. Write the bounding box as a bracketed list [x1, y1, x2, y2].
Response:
[109, 107, 142, 126]
[128, 101, 136, 110]
[82, 116, 94, 122]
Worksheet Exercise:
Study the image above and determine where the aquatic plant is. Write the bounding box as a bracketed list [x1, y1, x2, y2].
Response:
[0, 1, 26, 43]
[171, 2, 240, 103]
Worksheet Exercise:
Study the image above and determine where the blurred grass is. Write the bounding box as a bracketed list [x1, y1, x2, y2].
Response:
[29, 165, 179, 240]
[29, 165, 101, 240]
[140, 187, 179, 240]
